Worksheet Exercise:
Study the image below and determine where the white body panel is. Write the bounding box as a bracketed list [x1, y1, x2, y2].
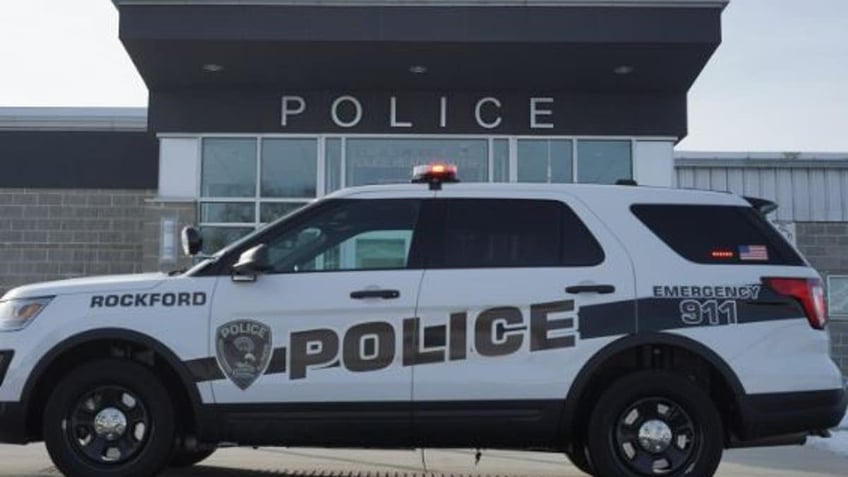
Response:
[413, 188, 636, 401]
[208, 270, 422, 403]
[0, 275, 217, 403]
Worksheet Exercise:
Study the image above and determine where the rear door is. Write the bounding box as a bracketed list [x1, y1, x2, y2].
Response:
[410, 190, 636, 447]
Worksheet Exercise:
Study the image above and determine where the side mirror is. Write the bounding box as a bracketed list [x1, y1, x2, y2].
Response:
[232, 244, 271, 281]
[181, 226, 203, 256]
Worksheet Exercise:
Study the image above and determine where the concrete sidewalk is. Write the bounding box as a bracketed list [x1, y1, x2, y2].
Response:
[0, 444, 846, 476]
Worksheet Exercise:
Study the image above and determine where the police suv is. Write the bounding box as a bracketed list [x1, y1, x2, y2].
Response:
[0, 165, 845, 477]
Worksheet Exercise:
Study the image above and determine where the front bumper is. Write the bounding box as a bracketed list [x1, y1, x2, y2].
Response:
[0, 350, 28, 444]
[735, 387, 847, 443]
[0, 351, 11, 388]
[0, 401, 27, 444]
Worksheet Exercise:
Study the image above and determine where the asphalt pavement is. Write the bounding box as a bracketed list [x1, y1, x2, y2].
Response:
[0, 444, 846, 477]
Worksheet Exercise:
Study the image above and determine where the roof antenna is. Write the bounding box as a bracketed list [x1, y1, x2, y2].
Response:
[475, 448, 482, 465]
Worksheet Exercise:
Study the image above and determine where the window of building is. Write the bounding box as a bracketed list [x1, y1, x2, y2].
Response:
[517, 139, 573, 183]
[198, 135, 637, 253]
[428, 199, 603, 269]
[827, 276, 848, 320]
[577, 140, 632, 184]
[200, 137, 318, 253]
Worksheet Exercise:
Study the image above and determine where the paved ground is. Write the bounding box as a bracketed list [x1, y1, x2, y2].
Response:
[0, 444, 847, 477]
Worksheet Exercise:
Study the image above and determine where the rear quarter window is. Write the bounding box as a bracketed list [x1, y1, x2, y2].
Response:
[631, 204, 804, 266]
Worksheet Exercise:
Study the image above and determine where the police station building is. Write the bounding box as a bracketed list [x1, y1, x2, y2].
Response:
[3, 0, 848, 372]
[1, 0, 730, 282]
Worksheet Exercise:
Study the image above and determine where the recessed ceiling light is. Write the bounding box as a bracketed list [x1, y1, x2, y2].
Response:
[202, 64, 224, 73]
[614, 65, 635, 75]
[409, 65, 428, 74]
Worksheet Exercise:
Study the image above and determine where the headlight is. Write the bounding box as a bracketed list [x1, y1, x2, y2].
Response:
[0, 296, 53, 331]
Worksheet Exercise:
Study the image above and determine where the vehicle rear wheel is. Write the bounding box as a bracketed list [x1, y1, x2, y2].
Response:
[169, 447, 216, 467]
[43, 359, 176, 477]
[586, 370, 723, 477]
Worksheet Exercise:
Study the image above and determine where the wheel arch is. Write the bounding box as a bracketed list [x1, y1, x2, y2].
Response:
[22, 328, 210, 442]
[560, 332, 745, 446]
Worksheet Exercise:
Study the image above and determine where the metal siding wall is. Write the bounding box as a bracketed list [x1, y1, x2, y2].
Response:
[677, 168, 695, 188]
[809, 169, 826, 221]
[676, 165, 848, 222]
[726, 168, 745, 196]
[775, 169, 796, 221]
[826, 172, 843, 221]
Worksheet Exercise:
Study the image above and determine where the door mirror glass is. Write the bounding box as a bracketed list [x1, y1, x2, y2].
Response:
[181, 226, 203, 256]
[232, 244, 271, 280]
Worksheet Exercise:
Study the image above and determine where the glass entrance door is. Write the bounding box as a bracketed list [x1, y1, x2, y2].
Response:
[344, 138, 489, 186]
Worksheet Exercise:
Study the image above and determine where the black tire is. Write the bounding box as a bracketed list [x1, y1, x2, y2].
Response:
[169, 447, 216, 468]
[43, 359, 176, 477]
[586, 370, 723, 477]
[565, 442, 594, 475]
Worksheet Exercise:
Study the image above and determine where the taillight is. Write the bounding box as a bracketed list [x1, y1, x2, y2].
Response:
[764, 277, 828, 330]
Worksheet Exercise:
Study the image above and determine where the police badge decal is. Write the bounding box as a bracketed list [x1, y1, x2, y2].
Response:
[216, 320, 273, 390]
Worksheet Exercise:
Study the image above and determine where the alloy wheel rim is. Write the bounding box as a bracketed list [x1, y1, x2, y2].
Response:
[613, 397, 699, 475]
[64, 385, 150, 465]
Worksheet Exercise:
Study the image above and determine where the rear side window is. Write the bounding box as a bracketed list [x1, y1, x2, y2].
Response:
[632, 204, 804, 266]
[428, 199, 604, 268]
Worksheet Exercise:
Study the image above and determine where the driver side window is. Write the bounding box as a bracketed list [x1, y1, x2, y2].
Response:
[263, 199, 421, 273]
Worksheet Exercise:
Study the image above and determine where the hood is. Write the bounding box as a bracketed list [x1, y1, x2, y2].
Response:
[1, 273, 169, 300]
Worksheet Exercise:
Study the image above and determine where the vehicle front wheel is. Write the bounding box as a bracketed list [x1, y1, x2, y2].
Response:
[565, 443, 594, 475]
[586, 370, 723, 477]
[43, 359, 176, 477]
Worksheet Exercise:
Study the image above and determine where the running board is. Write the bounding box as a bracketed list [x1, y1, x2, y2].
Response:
[728, 433, 808, 449]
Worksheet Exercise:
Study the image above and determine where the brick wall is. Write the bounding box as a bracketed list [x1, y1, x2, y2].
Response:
[0, 188, 153, 295]
[796, 222, 848, 375]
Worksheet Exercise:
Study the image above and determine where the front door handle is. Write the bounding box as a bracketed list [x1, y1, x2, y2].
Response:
[565, 284, 616, 295]
[350, 289, 400, 300]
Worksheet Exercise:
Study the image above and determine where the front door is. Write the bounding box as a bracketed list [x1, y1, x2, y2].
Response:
[208, 195, 428, 446]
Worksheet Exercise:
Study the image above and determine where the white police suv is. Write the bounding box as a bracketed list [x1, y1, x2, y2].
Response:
[0, 165, 845, 477]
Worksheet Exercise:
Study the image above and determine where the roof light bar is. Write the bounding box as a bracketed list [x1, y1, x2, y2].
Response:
[411, 163, 459, 190]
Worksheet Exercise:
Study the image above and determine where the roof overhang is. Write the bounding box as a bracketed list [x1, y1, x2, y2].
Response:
[114, 0, 726, 93]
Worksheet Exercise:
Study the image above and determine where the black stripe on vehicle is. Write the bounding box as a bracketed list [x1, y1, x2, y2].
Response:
[186, 357, 224, 382]
[189, 346, 288, 383]
[187, 294, 802, 383]
[578, 300, 637, 340]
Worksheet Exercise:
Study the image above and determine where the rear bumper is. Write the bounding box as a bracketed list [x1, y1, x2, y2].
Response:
[0, 401, 27, 444]
[735, 388, 847, 444]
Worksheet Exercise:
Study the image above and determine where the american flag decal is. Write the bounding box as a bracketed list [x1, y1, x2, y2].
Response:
[739, 245, 768, 261]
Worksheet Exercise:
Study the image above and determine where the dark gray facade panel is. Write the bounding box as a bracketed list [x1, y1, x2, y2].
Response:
[149, 90, 687, 137]
[119, 5, 721, 92]
[120, 5, 721, 44]
[0, 131, 158, 189]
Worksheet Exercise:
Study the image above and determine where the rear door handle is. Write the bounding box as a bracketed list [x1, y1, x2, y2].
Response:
[350, 289, 400, 300]
[565, 284, 616, 295]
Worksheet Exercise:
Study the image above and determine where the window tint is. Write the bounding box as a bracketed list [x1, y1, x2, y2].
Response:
[260, 199, 421, 273]
[632, 204, 804, 266]
[430, 199, 604, 268]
